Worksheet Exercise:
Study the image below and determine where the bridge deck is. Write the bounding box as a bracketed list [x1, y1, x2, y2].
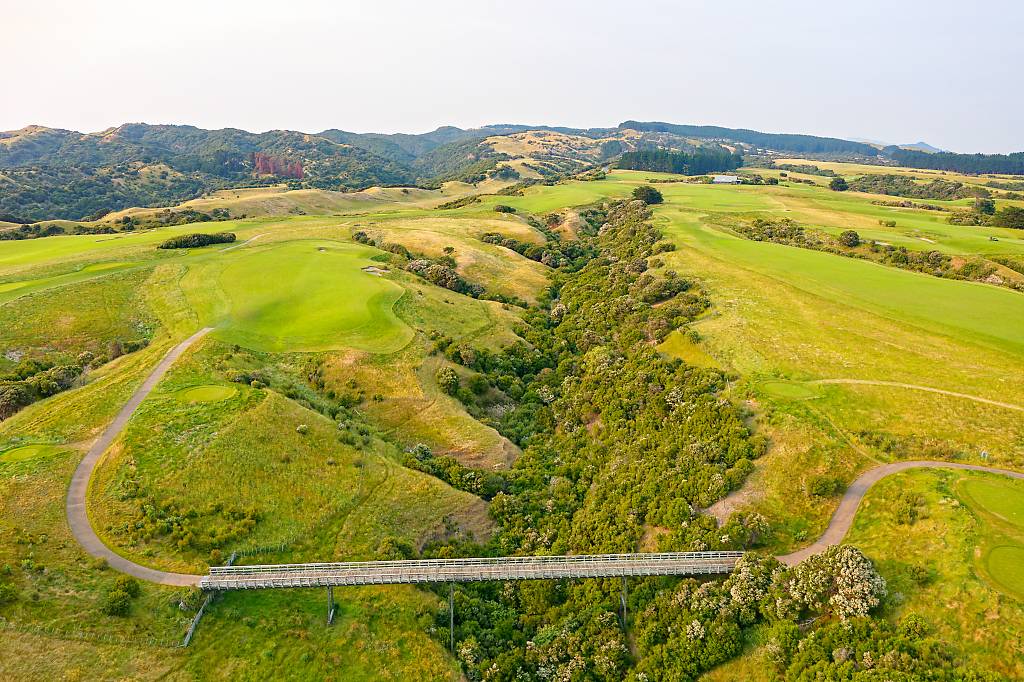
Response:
[200, 551, 743, 590]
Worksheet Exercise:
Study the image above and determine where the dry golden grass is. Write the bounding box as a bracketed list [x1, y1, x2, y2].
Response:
[322, 277, 523, 469]
[359, 216, 550, 303]
[773, 158, 1015, 186]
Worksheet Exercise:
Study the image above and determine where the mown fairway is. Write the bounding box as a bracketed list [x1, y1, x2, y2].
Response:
[181, 240, 413, 353]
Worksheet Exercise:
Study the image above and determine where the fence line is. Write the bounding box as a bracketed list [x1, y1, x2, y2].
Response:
[180, 550, 238, 647]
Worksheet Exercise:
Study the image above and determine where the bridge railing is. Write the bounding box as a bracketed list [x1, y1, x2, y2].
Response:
[200, 551, 744, 590]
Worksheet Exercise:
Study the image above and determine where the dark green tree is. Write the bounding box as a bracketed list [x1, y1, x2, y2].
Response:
[993, 206, 1024, 229]
[838, 230, 861, 247]
[632, 185, 664, 205]
[829, 177, 849, 192]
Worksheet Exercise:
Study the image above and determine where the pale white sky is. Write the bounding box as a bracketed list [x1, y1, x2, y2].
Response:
[5, 0, 1022, 153]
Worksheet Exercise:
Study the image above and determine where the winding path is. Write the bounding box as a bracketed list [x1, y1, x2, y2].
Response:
[220, 233, 266, 253]
[777, 460, 1024, 565]
[810, 378, 1024, 413]
[65, 327, 213, 587]
[62, 338, 1024, 584]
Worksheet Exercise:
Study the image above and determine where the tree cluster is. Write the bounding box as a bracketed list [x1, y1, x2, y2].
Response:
[890, 148, 1024, 175]
[157, 232, 236, 249]
[617, 148, 742, 176]
[848, 175, 986, 200]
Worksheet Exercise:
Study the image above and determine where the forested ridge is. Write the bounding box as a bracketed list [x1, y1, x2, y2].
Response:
[620, 121, 879, 156]
[889, 148, 1024, 175]
[617, 148, 742, 175]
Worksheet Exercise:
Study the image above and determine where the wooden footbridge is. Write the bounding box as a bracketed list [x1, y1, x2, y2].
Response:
[200, 551, 743, 635]
[200, 551, 743, 590]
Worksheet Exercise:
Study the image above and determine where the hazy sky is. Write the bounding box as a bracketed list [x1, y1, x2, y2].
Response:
[6, 0, 1022, 153]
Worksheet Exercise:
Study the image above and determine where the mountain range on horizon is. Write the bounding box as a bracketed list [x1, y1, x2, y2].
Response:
[1, 119, 1021, 223]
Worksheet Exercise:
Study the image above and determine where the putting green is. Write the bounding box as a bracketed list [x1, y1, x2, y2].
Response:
[181, 239, 414, 353]
[758, 380, 819, 400]
[0, 444, 61, 463]
[986, 546, 1024, 599]
[961, 478, 1024, 530]
[175, 385, 238, 403]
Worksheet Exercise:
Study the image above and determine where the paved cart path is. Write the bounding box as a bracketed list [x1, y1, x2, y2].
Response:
[777, 460, 1024, 565]
[66, 327, 214, 587]
[63, 339, 1024, 584]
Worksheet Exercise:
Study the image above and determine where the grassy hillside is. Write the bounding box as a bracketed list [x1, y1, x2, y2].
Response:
[1, 161, 1022, 680]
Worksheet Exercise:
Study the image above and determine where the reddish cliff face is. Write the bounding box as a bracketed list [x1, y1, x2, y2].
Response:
[251, 152, 304, 178]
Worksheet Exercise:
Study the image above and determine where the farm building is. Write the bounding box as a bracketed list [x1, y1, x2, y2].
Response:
[712, 175, 740, 184]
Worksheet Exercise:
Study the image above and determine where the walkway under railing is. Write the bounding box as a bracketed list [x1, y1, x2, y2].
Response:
[199, 551, 743, 590]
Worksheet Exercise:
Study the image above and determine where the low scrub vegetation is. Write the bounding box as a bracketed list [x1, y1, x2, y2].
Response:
[734, 218, 1017, 291]
[848, 174, 987, 200]
[157, 231, 236, 249]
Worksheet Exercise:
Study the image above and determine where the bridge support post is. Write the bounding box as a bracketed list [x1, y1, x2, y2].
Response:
[620, 577, 628, 630]
[449, 583, 455, 653]
[327, 586, 336, 626]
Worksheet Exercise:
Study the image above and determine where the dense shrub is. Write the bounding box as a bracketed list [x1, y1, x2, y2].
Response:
[993, 206, 1024, 229]
[631, 185, 663, 205]
[157, 232, 236, 249]
[829, 177, 849, 191]
[436, 366, 460, 394]
[405, 259, 484, 297]
[101, 588, 132, 616]
[838, 229, 861, 247]
[774, 163, 836, 177]
[435, 195, 480, 210]
[0, 581, 17, 604]
[848, 175, 984, 200]
[807, 475, 842, 497]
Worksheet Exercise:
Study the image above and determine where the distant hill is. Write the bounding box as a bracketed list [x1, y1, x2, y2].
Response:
[4, 119, 1011, 221]
[620, 121, 879, 156]
[899, 141, 947, 154]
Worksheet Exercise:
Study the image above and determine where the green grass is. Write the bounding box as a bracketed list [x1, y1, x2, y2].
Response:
[0, 443, 65, 463]
[0, 260, 149, 305]
[89, 342, 489, 572]
[657, 204, 1024, 356]
[590, 172, 1024, 553]
[656, 328, 720, 368]
[956, 476, 1024, 601]
[173, 384, 238, 403]
[0, 267, 156, 370]
[959, 477, 1024, 528]
[324, 276, 523, 469]
[4, 169, 1023, 679]
[841, 470, 1024, 679]
[757, 380, 819, 400]
[180, 239, 413, 353]
[986, 546, 1024, 598]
